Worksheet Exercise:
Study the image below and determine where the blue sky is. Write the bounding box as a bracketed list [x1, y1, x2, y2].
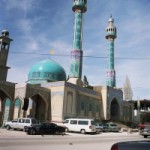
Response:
[1, 0, 150, 100]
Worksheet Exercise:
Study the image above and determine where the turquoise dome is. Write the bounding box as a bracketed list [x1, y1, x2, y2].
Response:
[27, 59, 66, 84]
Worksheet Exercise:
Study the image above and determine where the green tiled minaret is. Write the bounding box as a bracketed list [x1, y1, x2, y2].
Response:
[69, 0, 87, 79]
[106, 15, 117, 87]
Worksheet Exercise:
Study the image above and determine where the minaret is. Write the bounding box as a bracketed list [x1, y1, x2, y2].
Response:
[105, 15, 117, 87]
[0, 29, 13, 81]
[69, 0, 87, 85]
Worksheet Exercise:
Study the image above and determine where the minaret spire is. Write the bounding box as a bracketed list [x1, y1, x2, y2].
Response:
[105, 15, 117, 87]
[69, 0, 87, 83]
[0, 29, 13, 81]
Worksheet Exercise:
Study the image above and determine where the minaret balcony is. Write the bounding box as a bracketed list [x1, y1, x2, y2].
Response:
[73, 0, 87, 12]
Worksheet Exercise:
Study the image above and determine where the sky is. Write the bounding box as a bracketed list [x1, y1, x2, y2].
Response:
[0, 0, 150, 100]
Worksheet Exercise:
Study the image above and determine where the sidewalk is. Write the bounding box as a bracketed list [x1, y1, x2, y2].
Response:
[0, 128, 27, 137]
[0, 128, 139, 138]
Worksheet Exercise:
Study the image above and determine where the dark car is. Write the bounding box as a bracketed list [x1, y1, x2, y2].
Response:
[96, 122, 108, 132]
[27, 122, 66, 135]
[111, 141, 150, 150]
[126, 121, 138, 129]
[105, 122, 121, 132]
[141, 126, 150, 138]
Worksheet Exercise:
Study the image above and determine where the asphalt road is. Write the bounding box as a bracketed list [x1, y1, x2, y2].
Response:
[0, 129, 149, 150]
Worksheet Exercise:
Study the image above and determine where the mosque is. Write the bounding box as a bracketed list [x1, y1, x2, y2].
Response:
[0, 0, 133, 126]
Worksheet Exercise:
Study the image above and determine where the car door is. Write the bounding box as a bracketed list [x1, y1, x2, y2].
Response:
[69, 120, 78, 131]
[39, 123, 45, 134]
[17, 119, 25, 130]
[10, 119, 18, 129]
[48, 123, 56, 134]
[40, 123, 49, 134]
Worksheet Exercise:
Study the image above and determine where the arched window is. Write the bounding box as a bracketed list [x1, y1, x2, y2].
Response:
[81, 101, 84, 110]
[14, 98, 21, 119]
[89, 103, 92, 111]
[29, 98, 33, 109]
[96, 105, 99, 112]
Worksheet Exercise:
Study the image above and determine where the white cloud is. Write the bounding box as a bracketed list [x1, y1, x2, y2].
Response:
[17, 19, 32, 32]
[116, 59, 150, 99]
[4, 0, 35, 13]
[7, 66, 28, 83]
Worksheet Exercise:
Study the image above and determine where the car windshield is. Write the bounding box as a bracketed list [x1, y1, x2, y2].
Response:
[110, 124, 117, 127]
[91, 121, 96, 125]
[97, 123, 105, 126]
[144, 126, 150, 129]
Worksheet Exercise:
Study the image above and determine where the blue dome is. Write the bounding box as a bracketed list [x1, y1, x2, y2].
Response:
[27, 59, 66, 84]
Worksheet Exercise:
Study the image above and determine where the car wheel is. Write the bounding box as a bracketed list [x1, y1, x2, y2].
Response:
[6, 125, 10, 130]
[23, 126, 28, 132]
[65, 128, 69, 132]
[81, 129, 86, 134]
[29, 129, 36, 135]
[144, 135, 147, 138]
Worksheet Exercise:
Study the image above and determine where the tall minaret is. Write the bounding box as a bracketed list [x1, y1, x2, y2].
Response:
[105, 15, 117, 87]
[0, 29, 13, 81]
[69, 0, 87, 85]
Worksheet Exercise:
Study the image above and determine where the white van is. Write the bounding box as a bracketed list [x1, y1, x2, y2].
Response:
[63, 118, 97, 134]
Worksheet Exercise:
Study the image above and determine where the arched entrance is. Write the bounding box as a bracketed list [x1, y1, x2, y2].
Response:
[14, 98, 22, 119]
[110, 99, 120, 121]
[0, 90, 11, 126]
[26, 94, 46, 122]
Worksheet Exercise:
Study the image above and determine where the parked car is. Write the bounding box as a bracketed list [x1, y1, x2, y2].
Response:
[140, 126, 150, 138]
[137, 122, 150, 130]
[105, 122, 121, 132]
[27, 122, 66, 135]
[4, 118, 39, 131]
[96, 122, 108, 132]
[63, 118, 97, 134]
[111, 141, 150, 150]
[125, 121, 138, 129]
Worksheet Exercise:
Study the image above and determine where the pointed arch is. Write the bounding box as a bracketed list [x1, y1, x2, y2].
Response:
[14, 98, 22, 119]
[110, 98, 120, 121]
[26, 94, 47, 121]
[2, 98, 11, 124]
[0, 89, 12, 126]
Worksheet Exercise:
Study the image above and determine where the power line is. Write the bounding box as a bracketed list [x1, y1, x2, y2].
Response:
[9, 51, 150, 60]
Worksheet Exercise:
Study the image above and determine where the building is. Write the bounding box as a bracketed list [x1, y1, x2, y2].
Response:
[0, 0, 133, 126]
[132, 99, 150, 123]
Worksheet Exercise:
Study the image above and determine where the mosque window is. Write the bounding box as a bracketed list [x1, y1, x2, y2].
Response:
[32, 72, 36, 78]
[75, 65, 79, 72]
[1, 43, 9, 50]
[37, 72, 40, 77]
[52, 74, 56, 79]
[43, 72, 48, 78]
[96, 105, 99, 112]
[81, 101, 84, 110]
[89, 103, 93, 111]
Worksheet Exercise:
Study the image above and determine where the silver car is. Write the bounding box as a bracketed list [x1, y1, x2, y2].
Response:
[4, 118, 39, 131]
[141, 126, 150, 138]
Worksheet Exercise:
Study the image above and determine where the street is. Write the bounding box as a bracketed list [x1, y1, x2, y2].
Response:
[0, 129, 149, 150]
